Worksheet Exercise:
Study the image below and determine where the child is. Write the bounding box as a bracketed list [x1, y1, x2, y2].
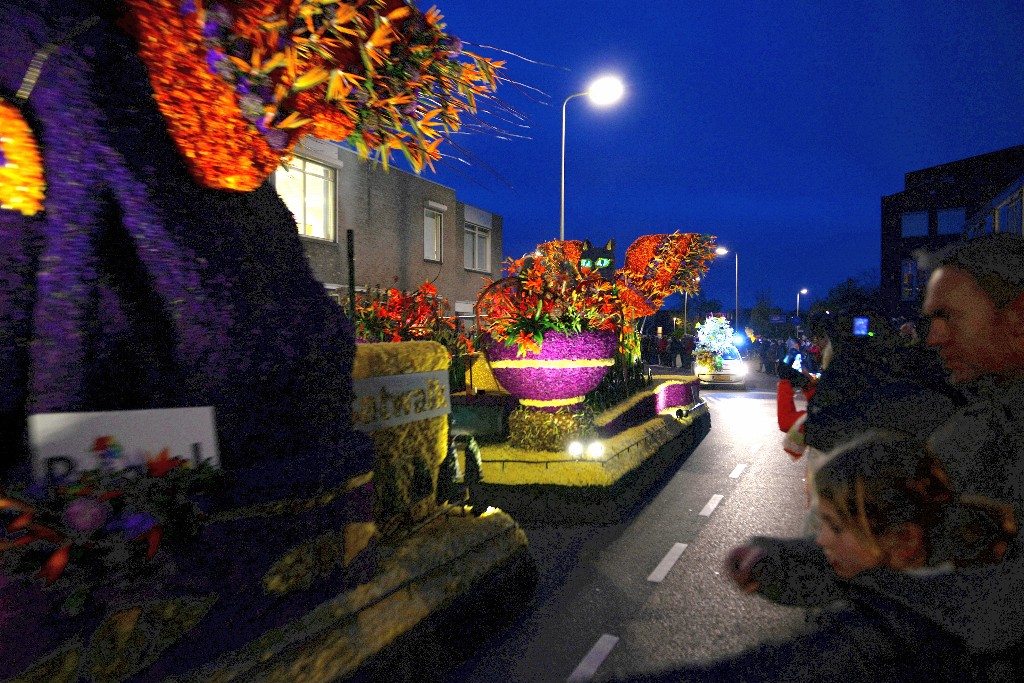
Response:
[617, 431, 1015, 683]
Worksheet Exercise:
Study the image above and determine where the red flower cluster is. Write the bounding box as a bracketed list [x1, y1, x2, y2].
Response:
[352, 280, 474, 357]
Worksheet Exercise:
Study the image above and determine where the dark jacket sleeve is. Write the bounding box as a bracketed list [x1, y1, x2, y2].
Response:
[747, 535, 850, 607]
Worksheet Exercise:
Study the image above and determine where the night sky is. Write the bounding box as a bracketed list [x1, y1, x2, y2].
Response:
[405, 0, 1024, 314]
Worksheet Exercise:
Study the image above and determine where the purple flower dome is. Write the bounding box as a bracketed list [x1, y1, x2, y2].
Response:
[179, 0, 197, 16]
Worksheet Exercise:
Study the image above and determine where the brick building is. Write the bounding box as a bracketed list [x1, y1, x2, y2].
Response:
[272, 136, 504, 324]
[880, 144, 1024, 319]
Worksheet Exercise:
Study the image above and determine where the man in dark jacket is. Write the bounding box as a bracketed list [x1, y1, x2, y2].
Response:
[616, 235, 1024, 682]
[727, 234, 1024, 682]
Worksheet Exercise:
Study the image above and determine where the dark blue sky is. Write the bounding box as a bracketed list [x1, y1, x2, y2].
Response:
[415, 0, 1024, 312]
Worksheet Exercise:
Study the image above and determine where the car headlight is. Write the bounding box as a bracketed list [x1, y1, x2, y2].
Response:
[736, 364, 747, 376]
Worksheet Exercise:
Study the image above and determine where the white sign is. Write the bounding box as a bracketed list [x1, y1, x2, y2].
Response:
[27, 407, 219, 484]
[352, 370, 450, 433]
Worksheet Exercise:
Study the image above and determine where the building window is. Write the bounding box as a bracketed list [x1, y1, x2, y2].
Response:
[900, 211, 928, 238]
[274, 157, 336, 241]
[936, 208, 965, 235]
[464, 223, 490, 272]
[424, 208, 442, 261]
[900, 259, 919, 301]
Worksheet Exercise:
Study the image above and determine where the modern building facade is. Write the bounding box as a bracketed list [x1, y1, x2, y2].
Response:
[271, 136, 504, 324]
[880, 144, 1024, 319]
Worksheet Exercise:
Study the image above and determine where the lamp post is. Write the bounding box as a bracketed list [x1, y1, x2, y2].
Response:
[796, 288, 808, 319]
[560, 75, 624, 240]
[715, 247, 738, 330]
[683, 276, 699, 335]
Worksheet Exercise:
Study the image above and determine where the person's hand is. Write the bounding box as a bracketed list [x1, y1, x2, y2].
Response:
[725, 545, 766, 593]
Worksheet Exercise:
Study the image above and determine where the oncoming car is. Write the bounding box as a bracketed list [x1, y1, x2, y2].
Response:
[695, 345, 747, 388]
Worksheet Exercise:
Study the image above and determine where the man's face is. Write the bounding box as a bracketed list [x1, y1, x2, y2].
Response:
[923, 266, 1013, 384]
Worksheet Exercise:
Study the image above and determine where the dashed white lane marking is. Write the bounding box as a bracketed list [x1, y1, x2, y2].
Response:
[699, 494, 724, 516]
[647, 542, 688, 582]
[567, 634, 619, 682]
[729, 463, 747, 479]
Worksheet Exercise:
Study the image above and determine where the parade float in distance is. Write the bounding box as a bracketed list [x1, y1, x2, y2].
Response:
[0, 0, 716, 680]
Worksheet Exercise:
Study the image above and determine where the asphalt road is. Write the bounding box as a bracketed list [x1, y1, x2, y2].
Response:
[446, 367, 811, 683]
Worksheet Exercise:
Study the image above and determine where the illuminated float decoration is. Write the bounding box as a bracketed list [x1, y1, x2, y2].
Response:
[475, 232, 716, 452]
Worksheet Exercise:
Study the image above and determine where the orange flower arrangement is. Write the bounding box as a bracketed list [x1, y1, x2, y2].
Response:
[0, 99, 45, 216]
[476, 248, 624, 357]
[119, 0, 504, 191]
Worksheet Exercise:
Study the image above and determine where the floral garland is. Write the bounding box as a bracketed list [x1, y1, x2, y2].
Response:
[120, 0, 504, 191]
[0, 99, 45, 216]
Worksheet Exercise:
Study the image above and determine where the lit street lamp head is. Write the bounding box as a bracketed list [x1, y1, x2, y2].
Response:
[587, 76, 624, 105]
[560, 75, 626, 240]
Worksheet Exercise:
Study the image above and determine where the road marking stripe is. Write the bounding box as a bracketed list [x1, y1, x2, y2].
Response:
[729, 463, 747, 478]
[647, 542, 688, 582]
[699, 494, 724, 516]
[567, 634, 619, 682]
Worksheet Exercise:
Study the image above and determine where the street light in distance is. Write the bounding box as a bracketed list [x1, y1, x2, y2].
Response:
[715, 246, 738, 331]
[560, 75, 625, 240]
[796, 288, 808, 318]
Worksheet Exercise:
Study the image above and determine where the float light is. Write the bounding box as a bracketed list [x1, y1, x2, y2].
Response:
[568, 441, 585, 457]
[586, 441, 605, 459]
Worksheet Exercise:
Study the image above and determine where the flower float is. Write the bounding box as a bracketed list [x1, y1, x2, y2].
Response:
[476, 233, 715, 450]
[694, 315, 735, 371]
[120, 0, 505, 191]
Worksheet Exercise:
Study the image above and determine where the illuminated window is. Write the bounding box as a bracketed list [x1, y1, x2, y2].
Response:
[424, 208, 442, 261]
[274, 156, 336, 241]
[901, 211, 928, 238]
[464, 223, 490, 272]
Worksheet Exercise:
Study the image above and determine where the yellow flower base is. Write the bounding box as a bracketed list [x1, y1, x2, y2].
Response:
[479, 379, 708, 487]
[15, 508, 528, 683]
[353, 342, 451, 530]
[182, 507, 528, 682]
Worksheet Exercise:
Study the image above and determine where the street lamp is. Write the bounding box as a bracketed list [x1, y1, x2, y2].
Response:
[560, 75, 625, 240]
[715, 247, 738, 330]
[796, 288, 808, 318]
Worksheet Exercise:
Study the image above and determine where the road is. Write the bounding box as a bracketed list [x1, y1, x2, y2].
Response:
[446, 368, 812, 683]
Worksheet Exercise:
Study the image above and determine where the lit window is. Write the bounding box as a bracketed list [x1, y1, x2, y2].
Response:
[274, 157, 336, 241]
[424, 208, 442, 261]
[464, 222, 490, 272]
[937, 208, 965, 235]
[900, 211, 928, 238]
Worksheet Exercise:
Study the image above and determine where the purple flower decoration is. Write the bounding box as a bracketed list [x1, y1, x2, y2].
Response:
[179, 0, 197, 16]
[63, 497, 109, 533]
[119, 512, 158, 540]
[446, 36, 463, 56]
[205, 49, 226, 76]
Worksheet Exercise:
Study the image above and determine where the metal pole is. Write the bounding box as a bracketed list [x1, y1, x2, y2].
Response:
[560, 92, 585, 241]
[346, 229, 356, 318]
[734, 251, 739, 331]
[683, 291, 688, 334]
[796, 291, 800, 318]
